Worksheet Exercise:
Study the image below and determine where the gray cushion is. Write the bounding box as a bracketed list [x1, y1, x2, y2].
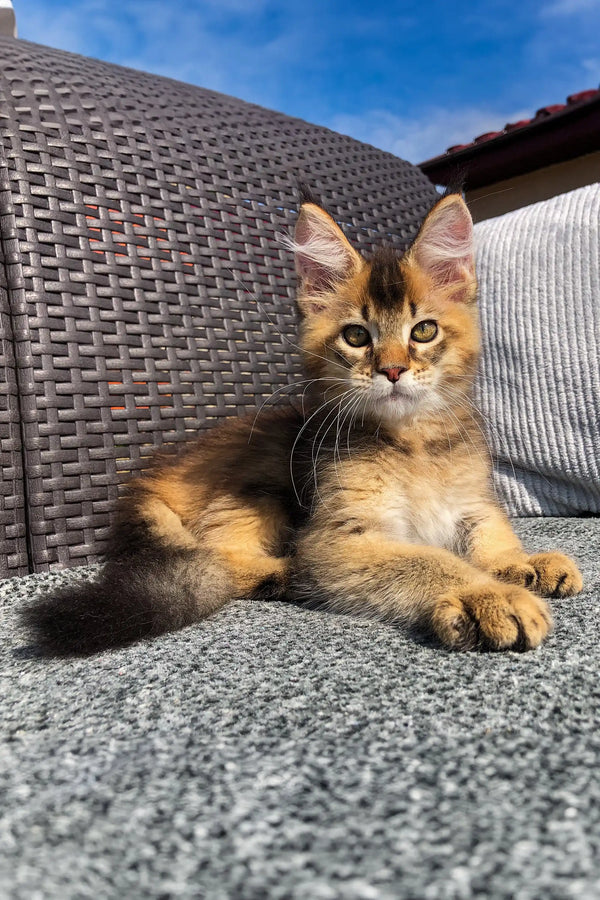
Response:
[474, 184, 600, 515]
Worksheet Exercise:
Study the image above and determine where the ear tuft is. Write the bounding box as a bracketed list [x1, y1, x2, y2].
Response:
[410, 194, 475, 302]
[286, 203, 363, 298]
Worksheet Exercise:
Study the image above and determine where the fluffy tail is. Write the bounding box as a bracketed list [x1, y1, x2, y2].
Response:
[22, 531, 235, 657]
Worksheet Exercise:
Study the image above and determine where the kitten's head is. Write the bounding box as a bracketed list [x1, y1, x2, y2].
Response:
[290, 193, 479, 424]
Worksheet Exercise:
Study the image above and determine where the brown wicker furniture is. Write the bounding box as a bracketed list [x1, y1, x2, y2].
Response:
[0, 37, 438, 577]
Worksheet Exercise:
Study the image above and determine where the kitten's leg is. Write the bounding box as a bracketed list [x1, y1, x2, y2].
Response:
[130, 490, 290, 598]
[198, 497, 291, 600]
[294, 529, 552, 651]
[216, 544, 289, 600]
[466, 506, 583, 598]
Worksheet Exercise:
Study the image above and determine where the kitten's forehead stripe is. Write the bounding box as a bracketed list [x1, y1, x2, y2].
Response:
[367, 248, 405, 313]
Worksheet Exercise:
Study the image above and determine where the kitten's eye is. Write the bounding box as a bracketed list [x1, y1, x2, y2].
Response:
[411, 320, 438, 343]
[342, 324, 371, 347]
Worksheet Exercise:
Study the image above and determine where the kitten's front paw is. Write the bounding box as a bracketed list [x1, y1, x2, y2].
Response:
[528, 552, 583, 598]
[490, 553, 538, 590]
[432, 584, 552, 652]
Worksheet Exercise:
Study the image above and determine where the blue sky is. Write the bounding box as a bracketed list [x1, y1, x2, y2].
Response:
[15, 0, 600, 163]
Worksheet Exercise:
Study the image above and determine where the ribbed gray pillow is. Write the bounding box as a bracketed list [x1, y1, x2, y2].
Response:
[473, 183, 600, 515]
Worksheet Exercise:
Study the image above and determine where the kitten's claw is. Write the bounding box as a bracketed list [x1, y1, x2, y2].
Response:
[432, 584, 552, 652]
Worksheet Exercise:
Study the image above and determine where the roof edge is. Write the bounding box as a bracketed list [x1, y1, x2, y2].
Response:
[419, 94, 600, 189]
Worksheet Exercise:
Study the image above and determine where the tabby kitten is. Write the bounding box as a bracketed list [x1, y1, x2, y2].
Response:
[25, 193, 582, 656]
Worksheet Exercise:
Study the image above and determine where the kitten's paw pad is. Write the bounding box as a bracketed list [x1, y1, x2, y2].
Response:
[528, 552, 583, 598]
[433, 586, 552, 652]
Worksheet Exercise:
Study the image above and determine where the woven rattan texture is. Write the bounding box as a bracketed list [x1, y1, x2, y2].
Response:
[0, 148, 27, 576]
[0, 37, 438, 573]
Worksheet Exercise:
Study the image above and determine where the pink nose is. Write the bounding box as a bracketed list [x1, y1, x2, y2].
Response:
[378, 366, 406, 383]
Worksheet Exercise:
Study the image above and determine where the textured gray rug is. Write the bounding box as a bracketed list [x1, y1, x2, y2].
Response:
[1, 518, 599, 899]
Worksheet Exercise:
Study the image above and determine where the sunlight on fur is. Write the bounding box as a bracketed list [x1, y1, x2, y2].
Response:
[23, 192, 582, 656]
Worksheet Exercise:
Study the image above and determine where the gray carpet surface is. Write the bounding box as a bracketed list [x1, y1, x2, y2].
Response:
[1, 517, 600, 900]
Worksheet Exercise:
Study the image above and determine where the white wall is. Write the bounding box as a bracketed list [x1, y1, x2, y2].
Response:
[0, 0, 17, 38]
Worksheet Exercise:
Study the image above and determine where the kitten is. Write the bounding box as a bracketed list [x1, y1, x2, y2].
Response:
[24, 193, 583, 656]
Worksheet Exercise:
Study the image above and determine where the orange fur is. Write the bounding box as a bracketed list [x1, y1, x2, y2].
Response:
[27, 193, 583, 655]
[286, 193, 581, 650]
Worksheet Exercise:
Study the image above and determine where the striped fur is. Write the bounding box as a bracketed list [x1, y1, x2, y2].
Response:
[23, 193, 582, 656]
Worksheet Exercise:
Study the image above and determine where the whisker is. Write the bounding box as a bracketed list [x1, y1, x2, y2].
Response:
[342, 393, 363, 460]
[248, 376, 348, 441]
[289, 389, 357, 505]
[224, 265, 350, 375]
[433, 387, 491, 470]
[336, 390, 364, 468]
[309, 388, 359, 507]
[321, 389, 365, 492]
[445, 386, 556, 490]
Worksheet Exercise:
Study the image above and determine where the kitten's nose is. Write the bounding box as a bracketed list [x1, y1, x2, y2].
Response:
[378, 366, 407, 383]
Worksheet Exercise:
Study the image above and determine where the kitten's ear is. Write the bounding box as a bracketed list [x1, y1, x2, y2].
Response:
[291, 203, 364, 311]
[409, 194, 476, 303]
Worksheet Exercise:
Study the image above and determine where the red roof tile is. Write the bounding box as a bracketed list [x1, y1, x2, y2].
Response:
[473, 131, 503, 144]
[568, 89, 598, 104]
[534, 104, 566, 118]
[446, 143, 471, 153]
[503, 120, 530, 132]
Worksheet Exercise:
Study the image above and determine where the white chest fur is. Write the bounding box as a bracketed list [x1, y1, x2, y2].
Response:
[378, 486, 464, 551]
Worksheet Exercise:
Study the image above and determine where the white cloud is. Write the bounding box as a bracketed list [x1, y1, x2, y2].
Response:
[328, 106, 533, 165]
[541, 0, 600, 16]
[17, 0, 306, 110]
[582, 57, 600, 80]
[18, 0, 595, 171]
